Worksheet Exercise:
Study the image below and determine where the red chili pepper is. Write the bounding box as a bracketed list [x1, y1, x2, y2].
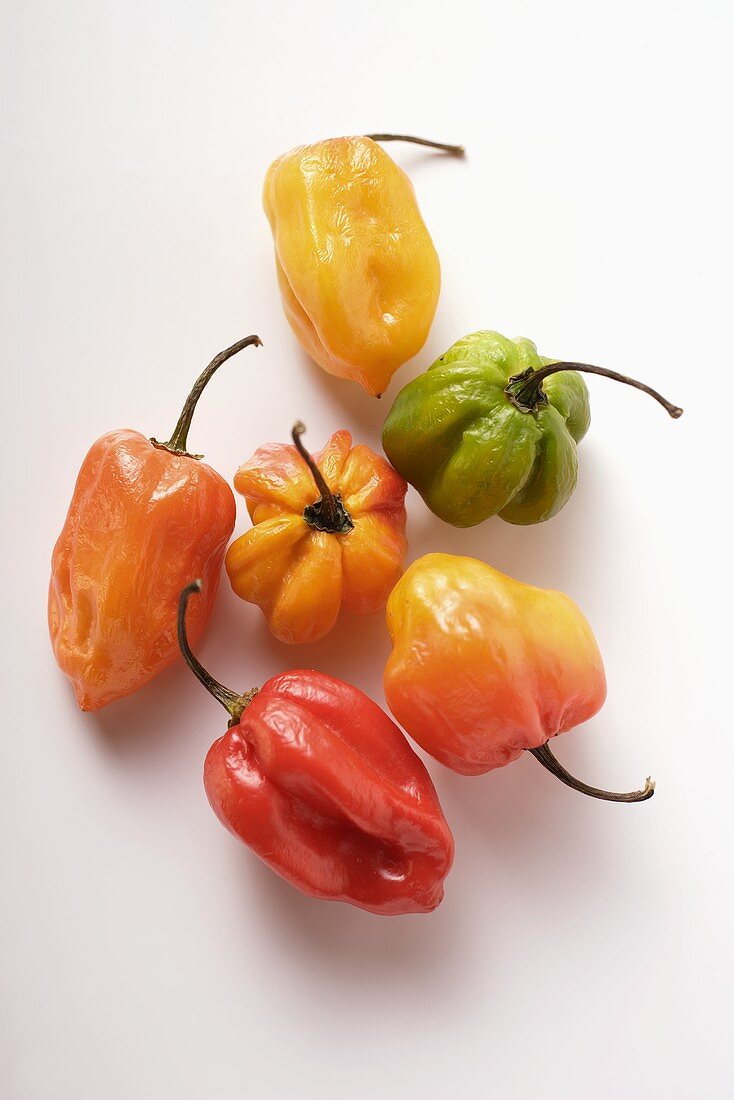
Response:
[178, 581, 454, 915]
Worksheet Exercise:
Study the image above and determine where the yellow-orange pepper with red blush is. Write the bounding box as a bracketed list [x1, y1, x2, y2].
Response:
[384, 553, 655, 802]
[226, 423, 408, 644]
[263, 134, 462, 397]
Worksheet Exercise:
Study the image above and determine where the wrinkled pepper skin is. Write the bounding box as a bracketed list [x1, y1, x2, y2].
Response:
[49, 430, 234, 710]
[263, 136, 441, 397]
[204, 670, 454, 914]
[382, 331, 591, 526]
[48, 336, 260, 710]
[384, 553, 606, 775]
[226, 428, 408, 644]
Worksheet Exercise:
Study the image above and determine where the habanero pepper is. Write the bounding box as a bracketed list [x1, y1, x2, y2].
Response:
[384, 553, 654, 802]
[49, 336, 262, 710]
[382, 330, 683, 527]
[264, 133, 463, 397]
[225, 422, 408, 644]
[178, 581, 454, 915]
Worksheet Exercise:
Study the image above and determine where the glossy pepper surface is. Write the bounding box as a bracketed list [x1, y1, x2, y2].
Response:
[179, 582, 454, 914]
[226, 422, 408, 644]
[48, 337, 261, 710]
[263, 134, 462, 397]
[382, 330, 683, 527]
[384, 554, 654, 801]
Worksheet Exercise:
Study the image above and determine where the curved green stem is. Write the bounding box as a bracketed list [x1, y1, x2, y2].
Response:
[292, 421, 354, 535]
[155, 335, 262, 456]
[506, 361, 683, 419]
[529, 741, 655, 803]
[177, 581, 257, 726]
[366, 133, 465, 155]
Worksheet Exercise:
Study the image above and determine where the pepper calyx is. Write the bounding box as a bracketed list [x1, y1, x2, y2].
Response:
[303, 494, 354, 534]
[505, 367, 550, 414]
[150, 439, 203, 460]
[292, 421, 355, 535]
[226, 688, 259, 728]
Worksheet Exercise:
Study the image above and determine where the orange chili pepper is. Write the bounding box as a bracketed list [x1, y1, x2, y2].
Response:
[49, 336, 262, 710]
[226, 423, 408, 644]
[263, 133, 463, 397]
[384, 553, 654, 802]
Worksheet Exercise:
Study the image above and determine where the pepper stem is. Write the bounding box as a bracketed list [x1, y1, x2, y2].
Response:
[291, 421, 354, 535]
[506, 361, 683, 419]
[529, 741, 655, 803]
[154, 335, 263, 457]
[366, 133, 465, 155]
[177, 581, 257, 726]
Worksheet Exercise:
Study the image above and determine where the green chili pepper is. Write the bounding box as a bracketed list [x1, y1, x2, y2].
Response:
[382, 331, 682, 527]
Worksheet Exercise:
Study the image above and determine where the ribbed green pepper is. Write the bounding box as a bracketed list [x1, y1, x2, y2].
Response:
[382, 331, 682, 527]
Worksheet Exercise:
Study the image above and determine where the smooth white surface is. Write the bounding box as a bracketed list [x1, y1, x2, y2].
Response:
[2, 2, 732, 1097]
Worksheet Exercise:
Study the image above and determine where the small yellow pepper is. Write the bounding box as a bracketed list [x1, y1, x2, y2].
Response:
[226, 423, 408, 644]
[263, 133, 463, 397]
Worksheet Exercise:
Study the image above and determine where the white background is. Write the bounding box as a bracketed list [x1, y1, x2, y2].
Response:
[2, 2, 732, 1097]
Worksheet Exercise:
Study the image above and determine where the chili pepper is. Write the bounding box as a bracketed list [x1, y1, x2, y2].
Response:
[264, 133, 463, 398]
[384, 553, 654, 802]
[382, 330, 683, 527]
[48, 336, 262, 710]
[225, 422, 408, 644]
[178, 581, 454, 914]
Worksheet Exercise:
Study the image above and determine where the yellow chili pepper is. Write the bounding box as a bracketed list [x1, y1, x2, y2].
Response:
[226, 423, 408, 644]
[263, 133, 463, 397]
